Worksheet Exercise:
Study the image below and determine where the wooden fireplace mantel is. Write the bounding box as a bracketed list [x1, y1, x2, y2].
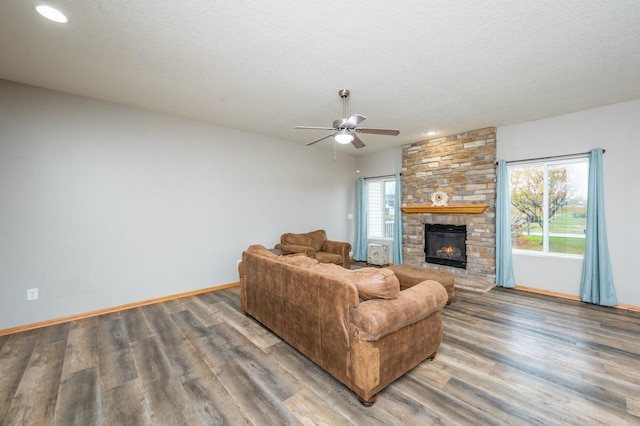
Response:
[401, 205, 489, 214]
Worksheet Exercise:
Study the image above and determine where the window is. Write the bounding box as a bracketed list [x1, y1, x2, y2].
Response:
[367, 178, 396, 240]
[509, 158, 588, 256]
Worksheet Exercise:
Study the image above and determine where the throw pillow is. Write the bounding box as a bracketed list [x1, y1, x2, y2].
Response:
[349, 268, 400, 300]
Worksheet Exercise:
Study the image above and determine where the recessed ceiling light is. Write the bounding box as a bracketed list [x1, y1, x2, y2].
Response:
[426, 130, 438, 136]
[36, 5, 68, 23]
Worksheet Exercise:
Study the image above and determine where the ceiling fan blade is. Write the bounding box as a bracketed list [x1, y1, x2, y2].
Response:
[351, 135, 366, 149]
[343, 114, 367, 128]
[294, 126, 335, 131]
[357, 128, 400, 136]
[306, 133, 335, 146]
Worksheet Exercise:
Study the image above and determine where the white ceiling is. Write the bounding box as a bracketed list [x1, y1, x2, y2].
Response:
[1, 1, 639, 155]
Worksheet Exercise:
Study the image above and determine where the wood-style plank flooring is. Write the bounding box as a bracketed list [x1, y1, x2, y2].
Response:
[1, 286, 639, 425]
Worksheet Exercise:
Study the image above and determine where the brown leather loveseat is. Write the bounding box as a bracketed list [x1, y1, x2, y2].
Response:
[239, 244, 448, 405]
[275, 229, 351, 268]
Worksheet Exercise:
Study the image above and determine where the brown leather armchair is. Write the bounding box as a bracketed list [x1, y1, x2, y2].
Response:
[275, 229, 351, 268]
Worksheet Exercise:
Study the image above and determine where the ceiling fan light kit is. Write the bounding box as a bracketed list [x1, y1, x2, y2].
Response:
[334, 131, 354, 144]
[294, 89, 399, 149]
[35, 5, 68, 23]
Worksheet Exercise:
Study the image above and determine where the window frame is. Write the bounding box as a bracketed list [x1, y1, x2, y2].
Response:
[366, 177, 396, 241]
[508, 156, 589, 259]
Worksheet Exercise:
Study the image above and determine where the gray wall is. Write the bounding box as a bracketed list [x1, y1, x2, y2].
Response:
[498, 99, 640, 306]
[355, 146, 403, 178]
[0, 80, 356, 330]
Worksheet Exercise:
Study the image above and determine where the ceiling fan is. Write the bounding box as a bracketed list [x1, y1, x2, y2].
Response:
[294, 89, 400, 149]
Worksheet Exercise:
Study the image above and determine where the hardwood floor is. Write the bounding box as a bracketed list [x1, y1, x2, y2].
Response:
[1, 286, 639, 425]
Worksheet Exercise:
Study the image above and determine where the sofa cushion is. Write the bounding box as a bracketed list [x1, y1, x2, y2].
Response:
[307, 229, 327, 252]
[246, 244, 278, 258]
[349, 268, 400, 300]
[281, 232, 313, 247]
[279, 254, 319, 268]
[315, 251, 343, 266]
[313, 262, 353, 278]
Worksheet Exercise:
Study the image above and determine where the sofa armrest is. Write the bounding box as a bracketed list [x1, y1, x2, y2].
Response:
[274, 243, 315, 257]
[322, 240, 351, 255]
[350, 280, 447, 341]
[322, 240, 352, 268]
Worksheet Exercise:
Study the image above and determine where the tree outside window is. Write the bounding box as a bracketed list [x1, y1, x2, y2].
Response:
[509, 158, 588, 255]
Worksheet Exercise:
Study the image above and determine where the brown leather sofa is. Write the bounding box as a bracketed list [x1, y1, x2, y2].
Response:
[239, 244, 448, 405]
[274, 229, 351, 268]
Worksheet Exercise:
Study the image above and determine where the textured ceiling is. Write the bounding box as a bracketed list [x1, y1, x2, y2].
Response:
[1, 1, 639, 155]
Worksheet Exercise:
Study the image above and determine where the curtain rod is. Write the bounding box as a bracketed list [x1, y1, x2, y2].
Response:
[495, 149, 605, 166]
[362, 173, 401, 180]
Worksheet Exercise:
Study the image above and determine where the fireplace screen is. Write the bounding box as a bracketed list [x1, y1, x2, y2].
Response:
[424, 224, 467, 269]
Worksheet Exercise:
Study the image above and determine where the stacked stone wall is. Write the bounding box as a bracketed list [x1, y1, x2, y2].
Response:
[402, 127, 497, 289]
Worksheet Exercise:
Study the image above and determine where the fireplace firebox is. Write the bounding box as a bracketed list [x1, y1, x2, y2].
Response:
[424, 224, 467, 269]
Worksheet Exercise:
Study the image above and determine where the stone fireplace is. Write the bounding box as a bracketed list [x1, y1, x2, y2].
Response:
[401, 127, 496, 291]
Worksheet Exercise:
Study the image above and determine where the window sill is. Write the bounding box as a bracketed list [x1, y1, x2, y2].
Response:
[512, 249, 584, 260]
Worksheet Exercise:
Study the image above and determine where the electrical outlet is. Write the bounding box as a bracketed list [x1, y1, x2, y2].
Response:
[27, 288, 38, 301]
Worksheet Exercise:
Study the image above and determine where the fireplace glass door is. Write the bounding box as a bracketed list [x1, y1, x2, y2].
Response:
[424, 224, 467, 268]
